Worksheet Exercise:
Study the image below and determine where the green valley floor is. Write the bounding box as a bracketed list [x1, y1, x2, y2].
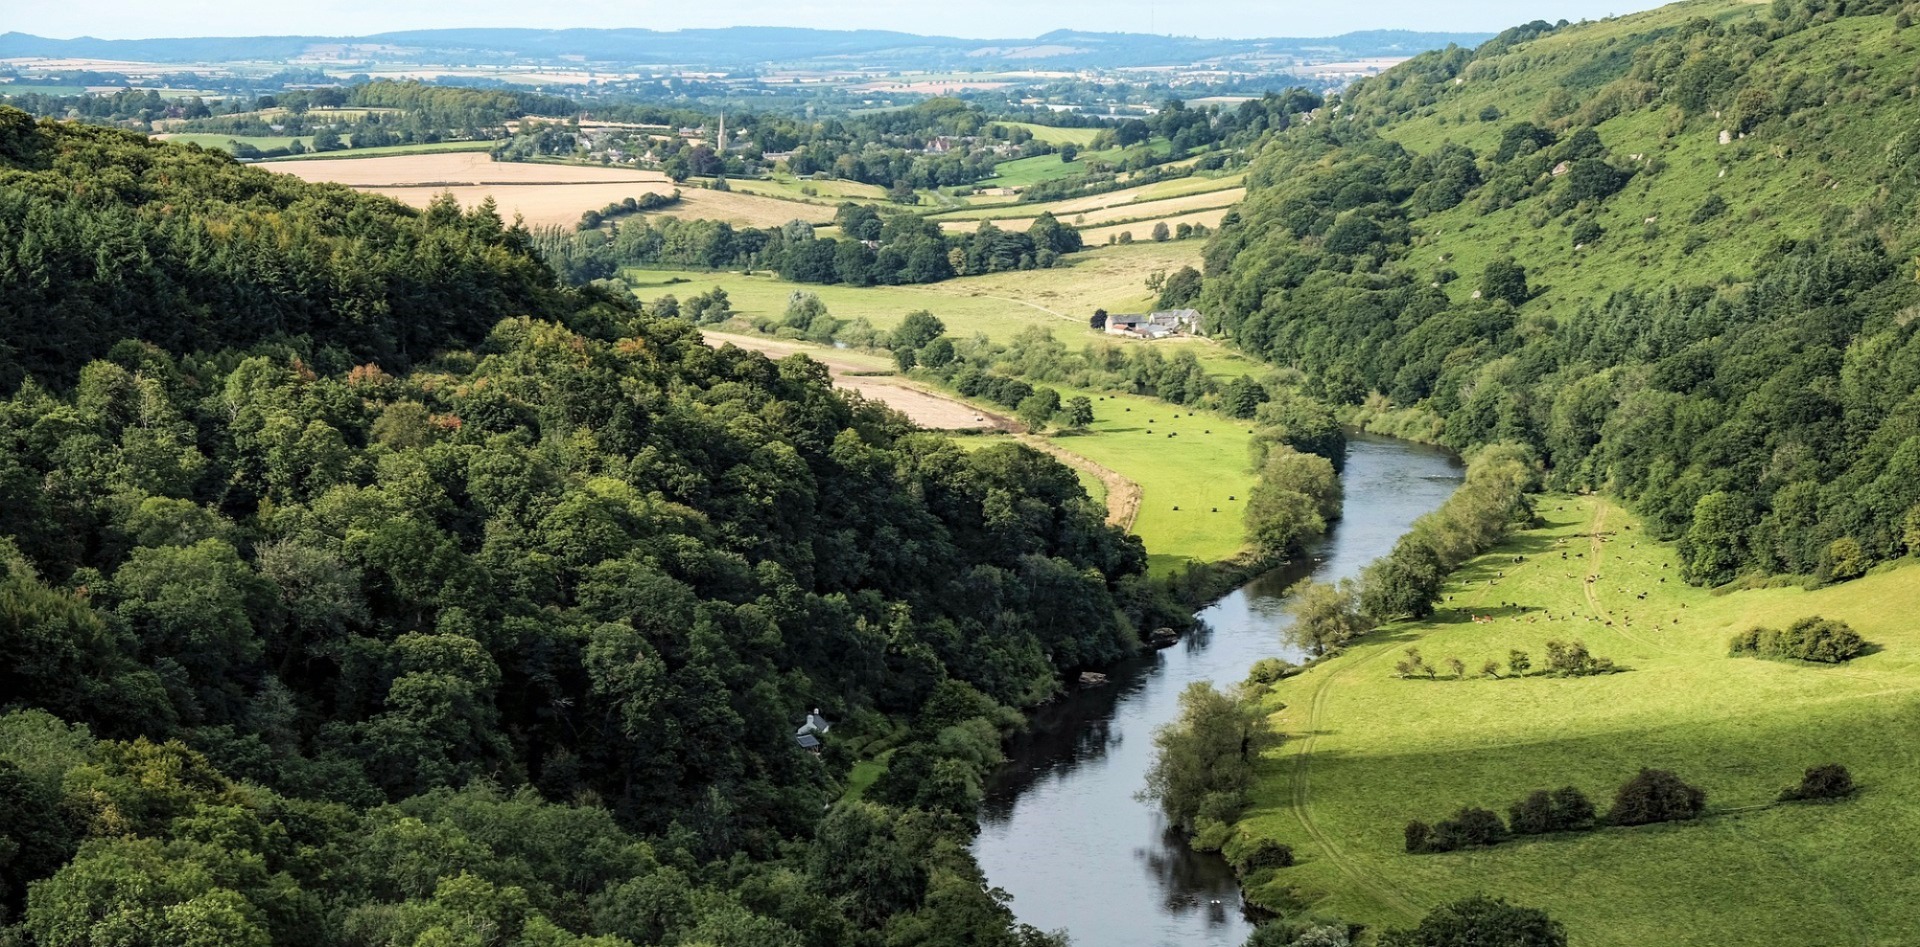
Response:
[1236, 495, 1920, 946]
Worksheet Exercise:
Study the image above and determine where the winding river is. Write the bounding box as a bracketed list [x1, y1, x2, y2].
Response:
[974, 434, 1464, 947]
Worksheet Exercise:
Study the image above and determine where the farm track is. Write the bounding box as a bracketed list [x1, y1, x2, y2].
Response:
[1286, 644, 1425, 922]
[1015, 435, 1141, 530]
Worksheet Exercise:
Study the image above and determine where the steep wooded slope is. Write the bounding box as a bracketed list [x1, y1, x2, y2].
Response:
[1203, 0, 1920, 584]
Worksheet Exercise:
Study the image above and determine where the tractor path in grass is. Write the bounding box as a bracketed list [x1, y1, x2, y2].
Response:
[1016, 435, 1142, 531]
[1287, 639, 1425, 922]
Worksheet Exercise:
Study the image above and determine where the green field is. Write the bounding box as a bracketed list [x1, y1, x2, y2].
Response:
[0, 84, 88, 95]
[1000, 122, 1104, 147]
[1040, 391, 1254, 571]
[984, 140, 1172, 188]
[159, 133, 311, 152]
[625, 241, 1214, 344]
[952, 388, 1255, 571]
[156, 134, 497, 159]
[723, 174, 890, 204]
[263, 139, 497, 161]
[1234, 495, 1920, 946]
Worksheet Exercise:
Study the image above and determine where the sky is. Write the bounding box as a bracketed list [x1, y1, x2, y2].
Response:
[7, 0, 1671, 41]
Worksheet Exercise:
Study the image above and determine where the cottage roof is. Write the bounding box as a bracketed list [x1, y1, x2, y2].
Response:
[796, 709, 831, 737]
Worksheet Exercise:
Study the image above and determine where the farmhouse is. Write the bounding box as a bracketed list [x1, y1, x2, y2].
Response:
[1104, 309, 1204, 339]
[1150, 309, 1203, 334]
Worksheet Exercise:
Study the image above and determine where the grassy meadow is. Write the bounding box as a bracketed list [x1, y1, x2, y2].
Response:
[1037, 392, 1255, 571]
[626, 240, 1214, 343]
[999, 122, 1105, 147]
[1235, 494, 1920, 946]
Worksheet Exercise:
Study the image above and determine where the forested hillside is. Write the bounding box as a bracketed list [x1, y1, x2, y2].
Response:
[1202, 0, 1920, 585]
[0, 108, 1176, 947]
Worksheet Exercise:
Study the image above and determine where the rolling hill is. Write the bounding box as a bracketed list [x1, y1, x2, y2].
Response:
[0, 26, 1492, 69]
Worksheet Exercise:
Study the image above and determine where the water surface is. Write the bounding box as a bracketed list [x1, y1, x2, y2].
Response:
[975, 434, 1464, 947]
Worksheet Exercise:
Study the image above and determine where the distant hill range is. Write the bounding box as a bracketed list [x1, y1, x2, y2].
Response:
[0, 27, 1493, 70]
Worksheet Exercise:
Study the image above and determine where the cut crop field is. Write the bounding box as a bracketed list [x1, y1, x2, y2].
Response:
[1082, 209, 1232, 246]
[270, 152, 665, 187]
[940, 188, 1245, 234]
[358, 183, 675, 226]
[1236, 495, 1920, 946]
[269, 153, 685, 227]
[641, 187, 836, 228]
[937, 175, 1245, 222]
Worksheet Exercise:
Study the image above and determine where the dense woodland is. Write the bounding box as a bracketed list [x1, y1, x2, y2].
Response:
[0, 108, 1189, 947]
[533, 205, 1083, 288]
[1201, 0, 1920, 587]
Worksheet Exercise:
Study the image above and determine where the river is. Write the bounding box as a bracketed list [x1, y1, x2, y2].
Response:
[974, 434, 1464, 947]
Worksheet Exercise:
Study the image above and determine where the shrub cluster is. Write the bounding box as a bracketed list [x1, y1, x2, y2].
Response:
[1394, 641, 1614, 680]
[1406, 771, 1710, 853]
[1779, 763, 1856, 802]
[1507, 786, 1596, 835]
[577, 189, 681, 229]
[1405, 806, 1510, 853]
[1233, 837, 1297, 873]
[1728, 616, 1865, 663]
[1604, 768, 1707, 826]
[1542, 639, 1616, 676]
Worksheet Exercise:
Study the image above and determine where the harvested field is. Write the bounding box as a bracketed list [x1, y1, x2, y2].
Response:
[701, 332, 1010, 431]
[357, 182, 676, 226]
[272, 153, 694, 227]
[1082, 208, 1232, 246]
[943, 177, 1244, 221]
[644, 188, 835, 228]
[940, 188, 1244, 233]
[270, 153, 665, 187]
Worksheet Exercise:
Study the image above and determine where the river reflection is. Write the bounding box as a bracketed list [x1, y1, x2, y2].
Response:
[975, 435, 1463, 947]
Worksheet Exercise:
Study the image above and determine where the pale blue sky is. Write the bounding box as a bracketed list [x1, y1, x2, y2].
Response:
[10, 0, 1669, 41]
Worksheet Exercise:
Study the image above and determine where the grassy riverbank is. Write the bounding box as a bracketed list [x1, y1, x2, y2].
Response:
[1232, 494, 1920, 946]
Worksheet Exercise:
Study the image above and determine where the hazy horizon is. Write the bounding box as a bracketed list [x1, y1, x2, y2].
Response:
[8, 0, 1667, 44]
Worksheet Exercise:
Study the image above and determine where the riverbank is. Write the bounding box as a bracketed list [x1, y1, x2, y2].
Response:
[1229, 494, 1920, 946]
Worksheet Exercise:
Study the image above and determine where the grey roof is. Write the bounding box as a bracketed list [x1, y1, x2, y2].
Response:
[796, 710, 831, 737]
[796, 733, 821, 750]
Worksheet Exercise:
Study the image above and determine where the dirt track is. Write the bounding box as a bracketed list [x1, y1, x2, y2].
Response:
[702, 332, 1141, 526]
[702, 332, 1013, 431]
